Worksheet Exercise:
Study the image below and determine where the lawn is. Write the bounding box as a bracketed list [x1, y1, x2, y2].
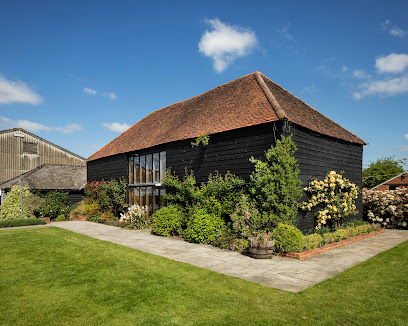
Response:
[0, 227, 407, 325]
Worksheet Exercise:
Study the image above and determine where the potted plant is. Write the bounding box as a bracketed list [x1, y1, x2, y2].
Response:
[248, 232, 275, 259]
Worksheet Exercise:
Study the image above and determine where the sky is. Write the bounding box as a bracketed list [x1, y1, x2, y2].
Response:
[0, 0, 407, 169]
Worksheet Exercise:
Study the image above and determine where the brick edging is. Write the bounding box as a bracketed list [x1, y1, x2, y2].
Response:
[277, 229, 385, 260]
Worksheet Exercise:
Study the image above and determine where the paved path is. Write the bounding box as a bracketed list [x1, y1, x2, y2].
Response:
[9, 221, 408, 292]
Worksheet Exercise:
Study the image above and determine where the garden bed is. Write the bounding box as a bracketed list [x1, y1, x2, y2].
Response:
[277, 229, 384, 260]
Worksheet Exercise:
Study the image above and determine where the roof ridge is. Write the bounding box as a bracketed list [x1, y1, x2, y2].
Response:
[260, 73, 366, 145]
[254, 71, 287, 120]
[370, 171, 408, 190]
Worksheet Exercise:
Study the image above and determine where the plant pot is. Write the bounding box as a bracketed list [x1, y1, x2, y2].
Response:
[248, 238, 275, 259]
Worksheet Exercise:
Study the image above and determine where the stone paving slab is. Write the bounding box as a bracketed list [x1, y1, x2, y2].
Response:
[4, 221, 408, 292]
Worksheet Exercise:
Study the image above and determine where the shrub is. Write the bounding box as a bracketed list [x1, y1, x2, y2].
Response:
[84, 179, 127, 217]
[213, 226, 236, 250]
[69, 201, 86, 220]
[363, 187, 408, 229]
[249, 134, 302, 230]
[38, 191, 70, 220]
[303, 233, 324, 251]
[272, 224, 304, 253]
[0, 186, 43, 219]
[230, 238, 249, 252]
[163, 169, 245, 222]
[151, 205, 183, 237]
[323, 232, 337, 244]
[120, 205, 150, 229]
[230, 194, 262, 238]
[83, 200, 102, 222]
[0, 218, 46, 228]
[183, 209, 225, 244]
[55, 214, 66, 221]
[301, 171, 359, 229]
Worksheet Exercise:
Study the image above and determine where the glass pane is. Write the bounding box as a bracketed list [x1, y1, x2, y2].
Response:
[153, 188, 159, 213]
[146, 154, 153, 184]
[146, 187, 153, 215]
[129, 187, 134, 206]
[133, 187, 140, 207]
[160, 188, 166, 208]
[129, 156, 134, 184]
[153, 153, 160, 183]
[140, 155, 146, 184]
[140, 187, 146, 209]
[134, 155, 140, 184]
[160, 151, 166, 182]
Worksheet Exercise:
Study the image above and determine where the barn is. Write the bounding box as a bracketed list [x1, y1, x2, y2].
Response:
[0, 128, 86, 204]
[87, 71, 366, 230]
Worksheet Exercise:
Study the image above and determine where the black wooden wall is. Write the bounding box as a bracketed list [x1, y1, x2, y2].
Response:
[87, 121, 364, 231]
[281, 122, 364, 230]
[87, 153, 128, 182]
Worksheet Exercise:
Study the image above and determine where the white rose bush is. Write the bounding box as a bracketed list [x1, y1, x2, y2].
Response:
[363, 187, 408, 229]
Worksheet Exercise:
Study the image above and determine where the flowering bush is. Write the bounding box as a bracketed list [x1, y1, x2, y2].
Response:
[120, 204, 150, 229]
[363, 187, 408, 229]
[84, 179, 127, 217]
[230, 194, 262, 238]
[301, 171, 359, 228]
[230, 238, 249, 252]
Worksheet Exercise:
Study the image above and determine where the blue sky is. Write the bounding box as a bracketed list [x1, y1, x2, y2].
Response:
[0, 0, 407, 169]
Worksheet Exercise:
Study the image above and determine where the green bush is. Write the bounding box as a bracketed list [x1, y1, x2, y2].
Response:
[213, 226, 236, 250]
[230, 238, 249, 252]
[55, 214, 66, 221]
[0, 218, 46, 228]
[323, 232, 337, 244]
[163, 170, 245, 222]
[303, 233, 324, 251]
[183, 209, 225, 244]
[0, 186, 43, 219]
[249, 135, 302, 230]
[38, 191, 70, 220]
[83, 200, 102, 222]
[272, 224, 304, 253]
[151, 205, 183, 237]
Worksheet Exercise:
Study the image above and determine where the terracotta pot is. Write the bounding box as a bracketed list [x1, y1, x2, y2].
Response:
[248, 237, 275, 259]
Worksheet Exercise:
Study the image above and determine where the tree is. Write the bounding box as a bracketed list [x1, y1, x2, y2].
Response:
[363, 156, 406, 189]
[249, 134, 302, 230]
[0, 186, 43, 219]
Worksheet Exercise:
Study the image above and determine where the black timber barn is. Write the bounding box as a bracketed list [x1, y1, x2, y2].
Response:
[87, 71, 366, 230]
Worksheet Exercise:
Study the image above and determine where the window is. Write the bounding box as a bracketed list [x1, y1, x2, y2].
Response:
[128, 151, 166, 215]
[23, 142, 38, 154]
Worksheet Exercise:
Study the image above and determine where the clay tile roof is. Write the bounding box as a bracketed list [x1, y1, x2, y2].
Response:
[88, 71, 365, 161]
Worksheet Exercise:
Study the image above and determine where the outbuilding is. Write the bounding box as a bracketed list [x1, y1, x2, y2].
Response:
[87, 71, 366, 230]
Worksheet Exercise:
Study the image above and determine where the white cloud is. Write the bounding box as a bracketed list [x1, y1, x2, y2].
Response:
[103, 92, 117, 100]
[342, 65, 348, 72]
[198, 18, 258, 73]
[101, 122, 130, 133]
[375, 53, 408, 74]
[398, 145, 408, 152]
[281, 22, 293, 40]
[404, 134, 408, 140]
[84, 88, 97, 95]
[0, 75, 43, 105]
[380, 19, 406, 38]
[352, 69, 371, 79]
[353, 74, 408, 100]
[0, 116, 81, 133]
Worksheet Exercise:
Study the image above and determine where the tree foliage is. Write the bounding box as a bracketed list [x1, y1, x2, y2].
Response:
[0, 186, 43, 219]
[249, 134, 302, 230]
[362, 156, 406, 189]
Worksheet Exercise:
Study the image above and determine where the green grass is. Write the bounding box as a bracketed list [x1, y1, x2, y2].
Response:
[0, 218, 46, 228]
[0, 227, 406, 325]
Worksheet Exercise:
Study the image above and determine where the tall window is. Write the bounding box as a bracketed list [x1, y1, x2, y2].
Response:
[129, 151, 166, 215]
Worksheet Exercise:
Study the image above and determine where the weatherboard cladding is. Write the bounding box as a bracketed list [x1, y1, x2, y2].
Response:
[88, 71, 365, 162]
[0, 128, 86, 184]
